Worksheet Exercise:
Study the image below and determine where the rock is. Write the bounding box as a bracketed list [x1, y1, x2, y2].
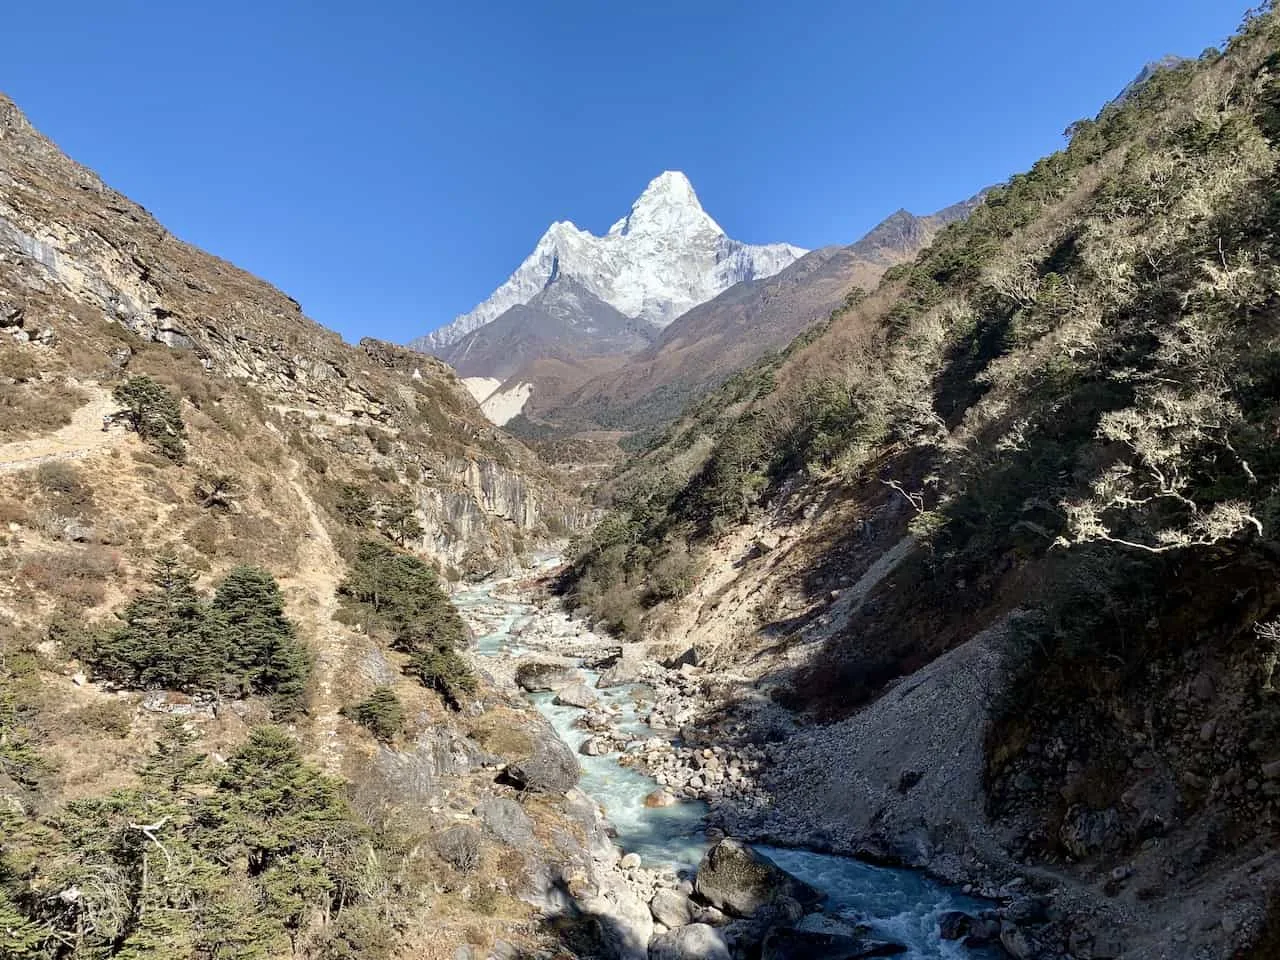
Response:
[598, 644, 650, 688]
[0, 301, 23, 327]
[621, 852, 643, 870]
[515, 661, 578, 692]
[694, 906, 727, 926]
[938, 910, 973, 940]
[503, 736, 580, 794]
[648, 923, 731, 960]
[649, 888, 695, 928]
[940, 909, 1001, 945]
[644, 789, 677, 808]
[1003, 896, 1050, 925]
[475, 797, 533, 847]
[694, 839, 823, 918]
[1000, 921, 1036, 960]
[1190, 672, 1215, 702]
[761, 927, 906, 959]
[554, 682, 599, 708]
[582, 736, 610, 757]
[61, 521, 94, 543]
[1261, 758, 1280, 780]
[1059, 804, 1124, 859]
[579, 886, 653, 960]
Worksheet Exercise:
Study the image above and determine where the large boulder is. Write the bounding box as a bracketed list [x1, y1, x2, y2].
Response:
[694, 839, 823, 918]
[578, 886, 653, 960]
[515, 661, 579, 692]
[503, 735, 580, 794]
[648, 923, 731, 960]
[476, 797, 534, 847]
[761, 928, 906, 960]
[597, 643, 650, 688]
[554, 682, 599, 708]
[649, 888, 696, 928]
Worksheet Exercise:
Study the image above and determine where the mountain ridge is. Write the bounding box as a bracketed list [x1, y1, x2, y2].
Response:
[410, 171, 806, 353]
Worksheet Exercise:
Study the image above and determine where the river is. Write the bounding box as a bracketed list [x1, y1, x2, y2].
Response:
[455, 571, 997, 959]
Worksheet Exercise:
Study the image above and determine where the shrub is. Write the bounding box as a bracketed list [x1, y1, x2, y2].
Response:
[338, 540, 474, 707]
[336, 485, 375, 528]
[406, 645, 477, 708]
[435, 824, 481, 873]
[80, 557, 309, 711]
[71, 699, 133, 739]
[343, 686, 404, 742]
[112, 375, 187, 461]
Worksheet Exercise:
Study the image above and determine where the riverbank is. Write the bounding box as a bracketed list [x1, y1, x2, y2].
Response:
[453, 568, 1013, 959]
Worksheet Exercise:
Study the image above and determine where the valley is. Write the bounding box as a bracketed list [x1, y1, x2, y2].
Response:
[3, 4, 1280, 960]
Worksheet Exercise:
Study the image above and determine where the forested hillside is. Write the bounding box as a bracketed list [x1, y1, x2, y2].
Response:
[567, 7, 1280, 953]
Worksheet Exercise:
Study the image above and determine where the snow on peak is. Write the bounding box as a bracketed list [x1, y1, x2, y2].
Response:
[412, 171, 806, 352]
[607, 171, 721, 238]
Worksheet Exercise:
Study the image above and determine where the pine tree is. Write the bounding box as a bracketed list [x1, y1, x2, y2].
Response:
[89, 554, 227, 692]
[112, 376, 187, 462]
[0, 889, 47, 960]
[138, 718, 206, 794]
[211, 566, 310, 712]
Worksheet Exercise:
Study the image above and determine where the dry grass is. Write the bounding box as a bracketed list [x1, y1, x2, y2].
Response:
[14, 546, 122, 605]
[0, 380, 87, 441]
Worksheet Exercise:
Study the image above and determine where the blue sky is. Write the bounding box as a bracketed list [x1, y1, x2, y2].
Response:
[3, 1, 1245, 344]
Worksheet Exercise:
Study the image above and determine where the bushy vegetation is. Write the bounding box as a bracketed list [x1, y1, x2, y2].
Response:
[0, 721, 401, 959]
[77, 557, 310, 714]
[343, 686, 405, 742]
[338, 540, 474, 708]
[569, 5, 1280, 706]
[112, 375, 187, 462]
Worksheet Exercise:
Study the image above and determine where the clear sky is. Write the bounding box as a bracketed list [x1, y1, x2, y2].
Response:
[3, 1, 1245, 344]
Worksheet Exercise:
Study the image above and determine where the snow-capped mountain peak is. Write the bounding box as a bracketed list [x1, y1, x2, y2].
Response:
[607, 170, 723, 238]
[411, 171, 805, 353]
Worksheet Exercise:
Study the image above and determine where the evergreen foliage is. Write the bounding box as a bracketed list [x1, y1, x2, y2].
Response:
[112, 376, 187, 462]
[0, 724, 394, 959]
[80, 557, 310, 713]
[338, 540, 474, 708]
[343, 686, 405, 742]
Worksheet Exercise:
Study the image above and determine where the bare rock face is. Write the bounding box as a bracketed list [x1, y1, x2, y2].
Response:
[647, 922, 731, 960]
[503, 733, 580, 795]
[476, 797, 534, 848]
[694, 839, 824, 918]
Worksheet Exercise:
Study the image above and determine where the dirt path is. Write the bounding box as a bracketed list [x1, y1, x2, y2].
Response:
[283, 461, 348, 774]
[0, 383, 127, 474]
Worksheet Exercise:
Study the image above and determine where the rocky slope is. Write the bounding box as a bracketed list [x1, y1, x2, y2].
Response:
[565, 14, 1280, 958]
[0, 90, 627, 960]
[0, 91, 588, 571]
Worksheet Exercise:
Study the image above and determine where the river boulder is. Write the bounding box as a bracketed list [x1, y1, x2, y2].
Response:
[516, 661, 578, 692]
[578, 885, 653, 960]
[503, 735, 580, 794]
[554, 682, 600, 708]
[648, 923, 731, 960]
[761, 927, 907, 959]
[597, 643, 650, 688]
[694, 839, 824, 917]
[649, 888, 696, 927]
